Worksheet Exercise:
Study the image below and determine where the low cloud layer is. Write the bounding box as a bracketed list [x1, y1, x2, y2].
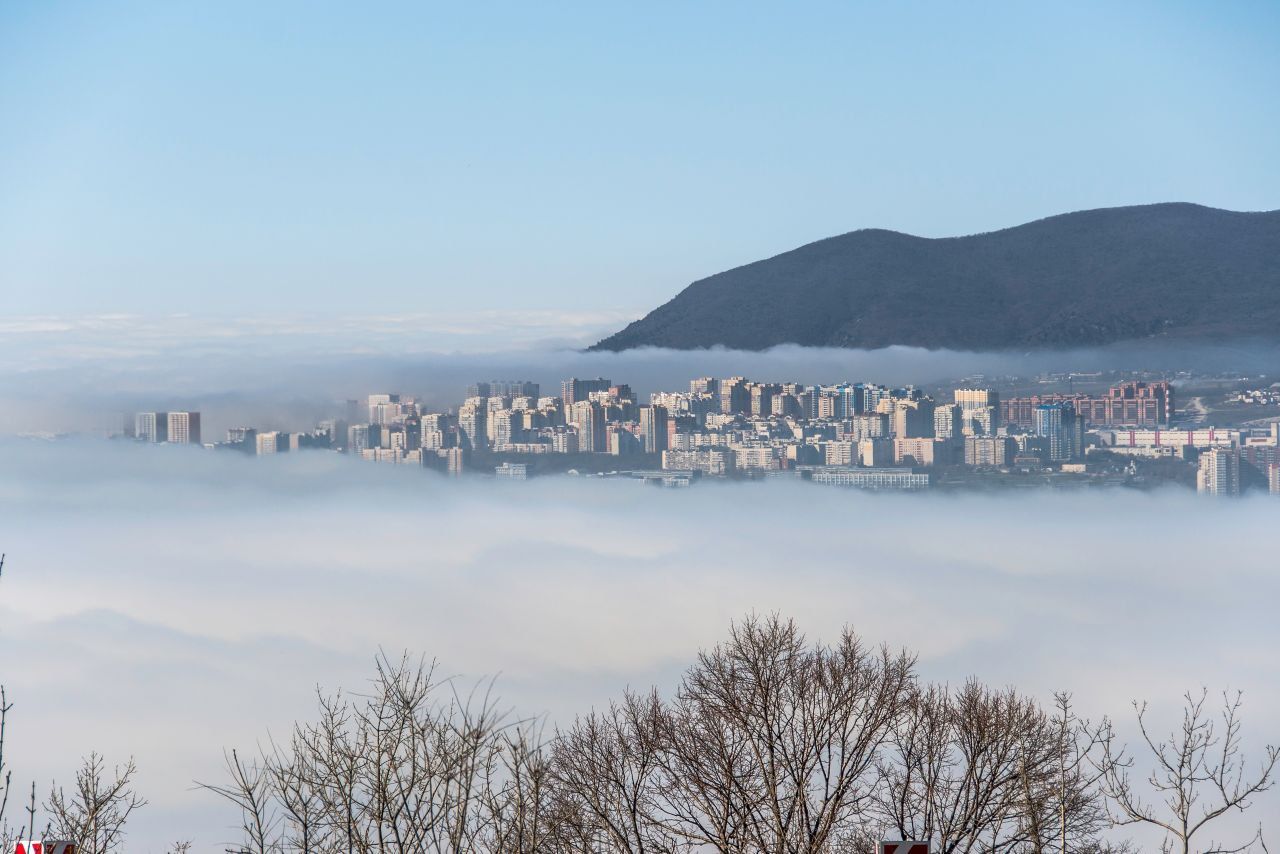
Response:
[7, 313, 1280, 438]
[1, 437, 1278, 849]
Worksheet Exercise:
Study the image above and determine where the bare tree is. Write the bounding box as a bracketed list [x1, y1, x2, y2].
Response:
[201, 618, 1280, 854]
[652, 614, 915, 853]
[0, 684, 13, 844]
[1097, 689, 1279, 854]
[0, 556, 54, 850]
[1030, 693, 1119, 854]
[473, 722, 553, 853]
[872, 682, 1120, 854]
[263, 734, 322, 853]
[44, 753, 146, 854]
[549, 689, 690, 853]
[200, 749, 280, 853]
[0, 554, 14, 848]
[875, 680, 1052, 853]
[206, 652, 546, 853]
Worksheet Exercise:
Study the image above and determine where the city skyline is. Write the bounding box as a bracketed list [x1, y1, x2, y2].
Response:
[114, 370, 1280, 497]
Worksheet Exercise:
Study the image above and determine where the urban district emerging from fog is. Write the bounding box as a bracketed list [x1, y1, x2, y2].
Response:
[117, 368, 1280, 496]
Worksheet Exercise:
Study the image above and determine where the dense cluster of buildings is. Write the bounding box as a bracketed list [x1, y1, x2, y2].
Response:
[127, 411, 202, 445]
[124, 376, 1280, 495]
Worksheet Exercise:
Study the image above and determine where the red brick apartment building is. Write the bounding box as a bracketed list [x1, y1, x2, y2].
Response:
[1002, 381, 1172, 428]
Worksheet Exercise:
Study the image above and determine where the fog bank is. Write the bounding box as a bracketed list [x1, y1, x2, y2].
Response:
[6, 313, 1280, 437]
[0, 438, 1276, 849]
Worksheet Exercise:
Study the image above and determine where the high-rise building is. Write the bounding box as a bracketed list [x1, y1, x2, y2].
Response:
[550, 428, 579, 454]
[848, 414, 888, 441]
[315, 420, 345, 450]
[1197, 447, 1240, 496]
[1269, 463, 1280, 496]
[816, 391, 838, 420]
[824, 441, 856, 466]
[484, 397, 511, 443]
[1034, 403, 1079, 462]
[731, 445, 780, 470]
[690, 377, 719, 396]
[167, 411, 201, 444]
[475, 380, 539, 399]
[719, 377, 750, 414]
[568, 400, 605, 452]
[255, 431, 281, 455]
[491, 409, 524, 450]
[368, 394, 404, 426]
[771, 393, 803, 418]
[226, 426, 257, 452]
[933, 404, 962, 440]
[347, 424, 370, 453]
[750, 383, 782, 417]
[562, 378, 611, 406]
[891, 399, 936, 439]
[419, 413, 455, 451]
[967, 406, 996, 437]
[369, 403, 401, 425]
[964, 436, 1016, 467]
[134, 412, 168, 443]
[458, 402, 488, 451]
[832, 384, 858, 418]
[857, 384, 892, 416]
[607, 425, 641, 456]
[1100, 381, 1173, 425]
[858, 438, 895, 467]
[894, 437, 938, 467]
[954, 389, 1000, 434]
[639, 405, 669, 454]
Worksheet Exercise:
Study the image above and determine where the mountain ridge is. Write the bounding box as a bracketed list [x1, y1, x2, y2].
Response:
[589, 203, 1280, 352]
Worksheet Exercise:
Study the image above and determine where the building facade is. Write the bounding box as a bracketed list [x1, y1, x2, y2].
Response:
[167, 411, 201, 445]
[1197, 447, 1240, 496]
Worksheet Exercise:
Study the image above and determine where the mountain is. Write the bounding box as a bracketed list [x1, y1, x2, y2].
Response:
[589, 203, 1280, 352]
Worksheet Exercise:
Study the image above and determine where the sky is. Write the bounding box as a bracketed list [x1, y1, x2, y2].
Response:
[2, 1, 1279, 318]
[2, 439, 1278, 850]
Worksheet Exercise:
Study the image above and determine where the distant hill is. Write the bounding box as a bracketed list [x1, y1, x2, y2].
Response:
[589, 203, 1280, 352]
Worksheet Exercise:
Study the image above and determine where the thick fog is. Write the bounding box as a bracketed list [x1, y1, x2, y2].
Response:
[2, 323, 1280, 849]
[1, 437, 1277, 850]
[6, 314, 1280, 438]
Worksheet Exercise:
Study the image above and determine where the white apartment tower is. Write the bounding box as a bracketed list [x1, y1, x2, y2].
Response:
[167, 411, 201, 444]
[458, 402, 488, 451]
[134, 411, 167, 443]
[1197, 447, 1240, 496]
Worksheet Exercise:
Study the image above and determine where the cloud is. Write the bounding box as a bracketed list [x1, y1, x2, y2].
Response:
[6, 313, 1280, 439]
[1, 437, 1278, 850]
[3, 323, 1280, 848]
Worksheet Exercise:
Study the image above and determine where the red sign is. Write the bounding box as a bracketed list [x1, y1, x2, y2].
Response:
[13, 843, 76, 854]
[881, 843, 928, 854]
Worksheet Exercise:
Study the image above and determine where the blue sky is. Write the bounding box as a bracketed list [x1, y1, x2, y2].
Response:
[2, 0, 1278, 317]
